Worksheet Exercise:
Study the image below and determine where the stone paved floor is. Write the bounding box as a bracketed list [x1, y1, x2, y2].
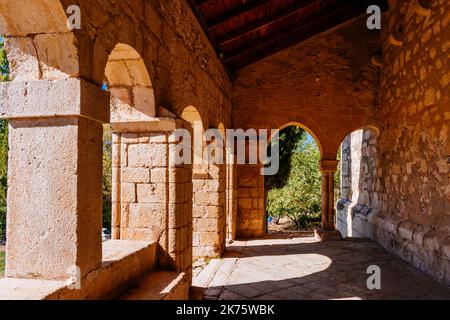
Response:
[196, 235, 450, 300]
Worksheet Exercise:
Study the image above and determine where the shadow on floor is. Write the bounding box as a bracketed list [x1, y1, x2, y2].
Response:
[202, 237, 450, 300]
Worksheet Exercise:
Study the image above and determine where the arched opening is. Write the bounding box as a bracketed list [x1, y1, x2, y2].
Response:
[106, 43, 156, 124]
[181, 108, 226, 264]
[0, 1, 79, 81]
[181, 106, 207, 263]
[0, 36, 9, 277]
[336, 127, 379, 238]
[102, 43, 156, 242]
[181, 106, 204, 168]
[265, 125, 323, 235]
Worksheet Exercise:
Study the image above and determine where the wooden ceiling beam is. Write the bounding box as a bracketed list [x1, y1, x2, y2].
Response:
[206, 0, 272, 29]
[225, 0, 388, 71]
[214, 0, 322, 46]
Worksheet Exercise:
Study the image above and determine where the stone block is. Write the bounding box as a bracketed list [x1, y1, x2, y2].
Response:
[137, 183, 167, 203]
[122, 168, 150, 183]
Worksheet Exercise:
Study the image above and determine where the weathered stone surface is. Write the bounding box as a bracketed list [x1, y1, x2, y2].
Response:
[6, 117, 103, 280]
[0, 79, 110, 122]
[338, 0, 450, 285]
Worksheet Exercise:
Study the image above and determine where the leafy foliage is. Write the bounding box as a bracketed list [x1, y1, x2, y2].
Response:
[103, 125, 112, 230]
[0, 37, 9, 241]
[0, 38, 9, 82]
[265, 126, 306, 189]
[0, 251, 4, 277]
[266, 129, 322, 229]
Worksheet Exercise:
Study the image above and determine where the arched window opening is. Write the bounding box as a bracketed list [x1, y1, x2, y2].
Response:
[106, 43, 155, 124]
[102, 44, 156, 242]
[181, 106, 204, 169]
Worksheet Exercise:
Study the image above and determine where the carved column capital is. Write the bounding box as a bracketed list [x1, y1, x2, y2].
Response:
[319, 159, 339, 173]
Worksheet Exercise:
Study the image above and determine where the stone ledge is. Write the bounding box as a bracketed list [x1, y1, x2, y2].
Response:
[122, 271, 189, 300]
[337, 201, 450, 285]
[0, 78, 110, 122]
[372, 216, 450, 286]
[0, 240, 157, 300]
[110, 118, 178, 133]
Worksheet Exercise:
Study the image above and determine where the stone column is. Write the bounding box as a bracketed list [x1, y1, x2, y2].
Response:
[226, 151, 238, 242]
[168, 128, 193, 274]
[315, 159, 342, 241]
[0, 78, 110, 280]
[236, 163, 265, 238]
[192, 162, 227, 259]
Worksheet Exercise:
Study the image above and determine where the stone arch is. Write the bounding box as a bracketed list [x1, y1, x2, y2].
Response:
[274, 122, 323, 157]
[264, 123, 323, 233]
[181, 106, 204, 166]
[104, 44, 161, 242]
[106, 43, 156, 124]
[182, 106, 226, 259]
[0, 0, 79, 81]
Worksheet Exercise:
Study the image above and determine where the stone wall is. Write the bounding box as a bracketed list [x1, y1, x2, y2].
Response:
[1, 0, 233, 128]
[337, 129, 379, 238]
[232, 16, 381, 159]
[338, 0, 450, 285]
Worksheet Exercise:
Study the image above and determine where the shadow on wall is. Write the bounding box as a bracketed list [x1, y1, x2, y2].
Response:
[337, 128, 379, 238]
[203, 238, 450, 300]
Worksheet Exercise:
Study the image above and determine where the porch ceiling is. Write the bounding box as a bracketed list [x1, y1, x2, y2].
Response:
[188, 0, 389, 72]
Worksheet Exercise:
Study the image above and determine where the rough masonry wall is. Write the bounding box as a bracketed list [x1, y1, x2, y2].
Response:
[337, 129, 379, 238]
[2, 0, 234, 128]
[339, 0, 450, 285]
[232, 16, 381, 159]
[232, 16, 383, 239]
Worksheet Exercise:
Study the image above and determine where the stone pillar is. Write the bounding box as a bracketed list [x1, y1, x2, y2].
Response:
[168, 128, 193, 274]
[226, 151, 238, 242]
[236, 163, 265, 238]
[110, 118, 192, 273]
[315, 159, 342, 241]
[0, 79, 110, 280]
[192, 162, 227, 259]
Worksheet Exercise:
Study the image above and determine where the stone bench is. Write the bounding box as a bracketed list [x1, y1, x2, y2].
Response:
[0, 240, 157, 300]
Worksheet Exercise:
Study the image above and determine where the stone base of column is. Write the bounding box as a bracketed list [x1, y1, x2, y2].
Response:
[314, 228, 342, 241]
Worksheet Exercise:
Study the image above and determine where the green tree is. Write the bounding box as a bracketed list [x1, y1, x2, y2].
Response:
[266, 132, 322, 229]
[0, 37, 9, 241]
[265, 126, 306, 189]
[0, 38, 9, 82]
[102, 125, 112, 230]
